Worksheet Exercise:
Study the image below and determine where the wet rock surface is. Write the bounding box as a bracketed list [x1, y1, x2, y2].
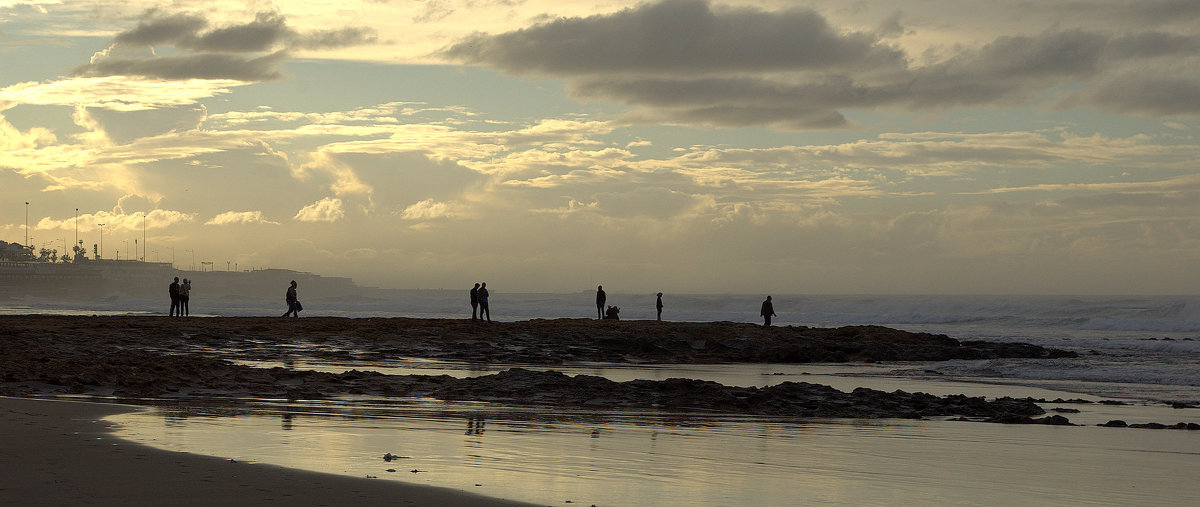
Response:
[0, 315, 1076, 365]
[1, 316, 1070, 421]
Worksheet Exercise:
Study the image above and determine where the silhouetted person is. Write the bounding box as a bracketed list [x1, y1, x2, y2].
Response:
[168, 277, 181, 317]
[470, 283, 480, 320]
[478, 282, 490, 322]
[596, 285, 606, 319]
[760, 296, 776, 327]
[604, 305, 621, 320]
[656, 292, 663, 321]
[282, 280, 299, 317]
[180, 278, 191, 317]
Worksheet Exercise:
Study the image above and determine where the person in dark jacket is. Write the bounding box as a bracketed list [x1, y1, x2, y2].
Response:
[282, 280, 299, 317]
[478, 282, 490, 322]
[596, 285, 606, 320]
[760, 296, 776, 327]
[168, 277, 181, 317]
[656, 292, 664, 321]
[470, 283, 480, 320]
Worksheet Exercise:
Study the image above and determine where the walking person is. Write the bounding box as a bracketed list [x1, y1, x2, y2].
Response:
[470, 283, 480, 320]
[596, 285, 606, 320]
[168, 277, 181, 317]
[656, 292, 664, 321]
[760, 296, 776, 327]
[180, 278, 191, 317]
[282, 280, 300, 317]
[478, 282, 490, 322]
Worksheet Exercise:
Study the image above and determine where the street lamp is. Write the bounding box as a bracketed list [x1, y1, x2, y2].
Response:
[25, 201, 29, 248]
[185, 249, 195, 271]
[75, 208, 78, 253]
[98, 223, 104, 260]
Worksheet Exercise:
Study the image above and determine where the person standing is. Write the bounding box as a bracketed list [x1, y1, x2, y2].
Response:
[470, 283, 481, 320]
[478, 282, 490, 322]
[656, 292, 664, 321]
[282, 280, 299, 317]
[596, 285, 606, 320]
[180, 278, 192, 317]
[168, 277, 181, 317]
[760, 296, 776, 327]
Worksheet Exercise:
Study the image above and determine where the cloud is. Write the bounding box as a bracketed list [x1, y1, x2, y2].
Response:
[112, 10, 377, 53]
[35, 208, 195, 232]
[74, 51, 290, 82]
[0, 77, 241, 111]
[441, 0, 904, 76]
[399, 199, 454, 220]
[206, 210, 280, 226]
[74, 10, 377, 82]
[440, 0, 1200, 128]
[293, 197, 345, 223]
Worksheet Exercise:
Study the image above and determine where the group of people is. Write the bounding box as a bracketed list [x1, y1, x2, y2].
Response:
[588, 285, 775, 326]
[469, 282, 491, 321]
[167, 277, 192, 317]
[170, 275, 777, 326]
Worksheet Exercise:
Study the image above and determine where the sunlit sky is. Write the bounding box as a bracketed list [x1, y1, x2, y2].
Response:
[2, 0, 1198, 294]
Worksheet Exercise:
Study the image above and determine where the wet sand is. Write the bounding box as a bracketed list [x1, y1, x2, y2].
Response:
[0, 396, 534, 506]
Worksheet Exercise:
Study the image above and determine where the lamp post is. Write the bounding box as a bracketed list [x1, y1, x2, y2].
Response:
[98, 223, 104, 260]
[75, 208, 78, 253]
[185, 249, 195, 271]
[25, 201, 29, 248]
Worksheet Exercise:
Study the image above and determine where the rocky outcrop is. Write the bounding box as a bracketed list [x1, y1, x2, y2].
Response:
[0, 316, 1076, 366]
[0, 315, 1075, 423]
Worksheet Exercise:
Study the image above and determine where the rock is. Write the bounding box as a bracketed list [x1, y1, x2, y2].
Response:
[1099, 420, 1128, 427]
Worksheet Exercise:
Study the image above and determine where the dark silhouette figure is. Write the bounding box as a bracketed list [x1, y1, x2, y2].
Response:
[470, 283, 480, 320]
[168, 277, 181, 317]
[760, 296, 776, 327]
[478, 282, 490, 322]
[596, 285, 606, 319]
[282, 280, 299, 317]
[604, 305, 621, 320]
[180, 278, 191, 317]
[656, 292, 664, 321]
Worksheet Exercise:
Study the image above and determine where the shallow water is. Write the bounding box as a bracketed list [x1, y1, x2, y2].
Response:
[109, 394, 1200, 506]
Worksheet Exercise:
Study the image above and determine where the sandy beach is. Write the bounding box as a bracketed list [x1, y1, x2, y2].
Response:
[0, 396, 535, 506]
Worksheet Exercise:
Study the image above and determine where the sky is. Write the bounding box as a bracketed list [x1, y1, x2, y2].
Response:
[1, 0, 1199, 294]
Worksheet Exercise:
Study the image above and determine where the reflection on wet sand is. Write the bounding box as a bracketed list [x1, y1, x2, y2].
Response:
[109, 396, 1200, 507]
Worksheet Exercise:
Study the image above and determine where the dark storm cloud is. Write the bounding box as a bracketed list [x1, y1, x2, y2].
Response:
[76, 10, 376, 82]
[113, 11, 377, 53]
[441, 0, 905, 75]
[440, 0, 1200, 128]
[113, 12, 208, 48]
[1066, 75, 1200, 115]
[74, 51, 288, 82]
